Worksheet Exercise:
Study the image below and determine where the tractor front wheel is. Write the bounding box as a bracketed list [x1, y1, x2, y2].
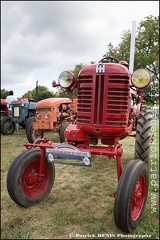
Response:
[114, 159, 149, 232]
[7, 149, 55, 207]
[25, 116, 35, 133]
[1, 116, 15, 135]
[26, 120, 43, 143]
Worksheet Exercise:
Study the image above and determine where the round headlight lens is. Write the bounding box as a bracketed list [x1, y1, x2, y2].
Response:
[131, 69, 151, 89]
[44, 113, 50, 119]
[36, 113, 41, 119]
[58, 71, 75, 88]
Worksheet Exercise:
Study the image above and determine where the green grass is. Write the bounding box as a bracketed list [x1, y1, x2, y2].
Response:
[1, 121, 159, 239]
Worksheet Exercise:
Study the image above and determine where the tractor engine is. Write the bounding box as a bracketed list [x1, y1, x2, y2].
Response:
[66, 63, 131, 145]
[53, 57, 151, 146]
[55, 60, 132, 145]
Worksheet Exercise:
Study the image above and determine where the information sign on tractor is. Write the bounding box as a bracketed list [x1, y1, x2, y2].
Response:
[46, 144, 91, 167]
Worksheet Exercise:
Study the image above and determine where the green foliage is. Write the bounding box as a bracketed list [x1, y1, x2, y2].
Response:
[106, 30, 131, 62]
[135, 16, 159, 75]
[57, 88, 78, 99]
[23, 85, 56, 100]
[1, 121, 159, 239]
[1, 89, 9, 99]
[103, 15, 159, 104]
[72, 63, 86, 79]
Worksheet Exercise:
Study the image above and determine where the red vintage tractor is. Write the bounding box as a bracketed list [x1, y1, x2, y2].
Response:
[0, 99, 8, 134]
[0, 99, 8, 119]
[7, 57, 153, 232]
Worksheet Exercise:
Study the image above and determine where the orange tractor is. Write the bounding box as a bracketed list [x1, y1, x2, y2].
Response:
[25, 97, 77, 143]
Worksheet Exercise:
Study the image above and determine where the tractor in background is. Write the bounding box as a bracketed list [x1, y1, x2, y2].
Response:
[7, 57, 153, 232]
[1, 98, 37, 135]
[0, 99, 8, 119]
[25, 97, 77, 143]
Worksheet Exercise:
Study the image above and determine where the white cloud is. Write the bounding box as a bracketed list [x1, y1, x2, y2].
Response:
[1, 1, 159, 97]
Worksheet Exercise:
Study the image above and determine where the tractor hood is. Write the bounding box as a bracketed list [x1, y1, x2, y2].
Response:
[36, 98, 72, 108]
[79, 63, 130, 76]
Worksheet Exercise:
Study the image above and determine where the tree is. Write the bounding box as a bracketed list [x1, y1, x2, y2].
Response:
[1, 89, 9, 99]
[103, 15, 159, 105]
[23, 85, 56, 100]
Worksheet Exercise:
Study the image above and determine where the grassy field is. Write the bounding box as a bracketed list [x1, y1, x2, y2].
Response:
[1, 121, 159, 239]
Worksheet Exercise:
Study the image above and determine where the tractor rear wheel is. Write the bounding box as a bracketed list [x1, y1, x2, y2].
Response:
[134, 106, 153, 163]
[7, 149, 55, 207]
[0, 112, 7, 119]
[1, 116, 15, 135]
[59, 122, 69, 143]
[114, 159, 149, 232]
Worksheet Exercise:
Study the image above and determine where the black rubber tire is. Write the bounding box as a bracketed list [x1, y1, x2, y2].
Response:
[134, 106, 153, 163]
[59, 122, 69, 143]
[0, 112, 7, 119]
[26, 120, 43, 143]
[25, 116, 35, 133]
[114, 159, 149, 232]
[0, 113, 7, 133]
[7, 148, 55, 207]
[0, 116, 15, 135]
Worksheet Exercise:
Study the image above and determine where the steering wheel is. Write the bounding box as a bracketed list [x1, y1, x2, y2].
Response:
[98, 56, 119, 63]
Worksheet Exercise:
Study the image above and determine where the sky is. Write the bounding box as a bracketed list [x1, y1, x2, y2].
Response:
[1, 1, 159, 97]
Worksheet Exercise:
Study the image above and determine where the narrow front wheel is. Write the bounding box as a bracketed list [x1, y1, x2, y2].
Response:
[26, 120, 43, 143]
[114, 159, 149, 232]
[7, 149, 55, 207]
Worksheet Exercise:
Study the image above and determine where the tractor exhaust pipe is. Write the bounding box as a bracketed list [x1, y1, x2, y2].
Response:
[129, 20, 136, 74]
[36, 80, 38, 102]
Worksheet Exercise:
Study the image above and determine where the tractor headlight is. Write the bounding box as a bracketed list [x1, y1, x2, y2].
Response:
[36, 113, 41, 119]
[131, 69, 151, 89]
[44, 113, 50, 119]
[58, 71, 76, 88]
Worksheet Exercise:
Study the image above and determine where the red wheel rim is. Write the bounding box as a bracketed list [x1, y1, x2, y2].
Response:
[22, 160, 49, 197]
[34, 129, 43, 137]
[132, 174, 146, 220]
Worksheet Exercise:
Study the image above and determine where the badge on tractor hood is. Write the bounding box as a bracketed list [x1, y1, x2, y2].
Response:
[96, 64, 105, 73]
[46, 144, 92, 167]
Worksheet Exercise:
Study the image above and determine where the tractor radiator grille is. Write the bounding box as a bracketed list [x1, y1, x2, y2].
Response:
[77, 74, 130, 127]
[77, 76, 92, 124]
[107, 75, 130, 126]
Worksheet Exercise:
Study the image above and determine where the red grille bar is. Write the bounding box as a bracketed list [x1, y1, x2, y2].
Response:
[77, 74, 130, 127]
[77, 76, 92, 124]
[94, 75, 105, 124]
[106, 75, 130, 126]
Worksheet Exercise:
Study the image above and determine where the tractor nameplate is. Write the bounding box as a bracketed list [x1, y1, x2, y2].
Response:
[46, 144, 91, 167]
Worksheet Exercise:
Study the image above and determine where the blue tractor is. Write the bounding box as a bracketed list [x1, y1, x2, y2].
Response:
[0, 98, 37, 135]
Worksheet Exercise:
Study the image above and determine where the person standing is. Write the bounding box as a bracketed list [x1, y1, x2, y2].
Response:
[5, 90, 19, 131]
[5, 90, 18, 104]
